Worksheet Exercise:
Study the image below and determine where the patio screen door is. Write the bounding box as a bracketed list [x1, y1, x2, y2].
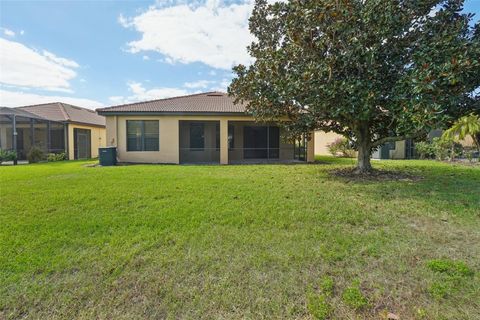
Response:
[74, 128, 91, 159]
[243, 126, 279, 159]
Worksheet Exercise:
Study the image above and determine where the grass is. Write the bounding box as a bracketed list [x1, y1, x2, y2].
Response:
[0, 157, 479, 319]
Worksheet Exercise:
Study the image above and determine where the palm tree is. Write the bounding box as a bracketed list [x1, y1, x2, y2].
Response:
[442, 114, 480, 157]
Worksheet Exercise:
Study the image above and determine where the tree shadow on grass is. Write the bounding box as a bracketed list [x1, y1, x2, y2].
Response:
[322, 161, 479, 216]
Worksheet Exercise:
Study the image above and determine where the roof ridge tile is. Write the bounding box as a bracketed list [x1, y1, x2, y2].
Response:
[97, 91, 224, 112]
[58, 103, 71, 121]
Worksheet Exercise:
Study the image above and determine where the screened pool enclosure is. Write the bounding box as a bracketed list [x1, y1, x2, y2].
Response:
[0, 107, 67, 162]
[179, 120, 307, 164]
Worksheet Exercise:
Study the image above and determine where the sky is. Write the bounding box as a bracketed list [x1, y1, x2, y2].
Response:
[0, 0, 479, 110]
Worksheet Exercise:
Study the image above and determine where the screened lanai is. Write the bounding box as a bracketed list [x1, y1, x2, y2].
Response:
[179, 120, 220, 164]
[0, 107, 67, 162]
[178, 119, 307, 164]
[227, 121, 307, 164]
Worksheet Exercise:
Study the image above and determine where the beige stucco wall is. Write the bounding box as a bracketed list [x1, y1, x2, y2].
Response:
[106, 115, 315, 164]
[314, 131, 344, 155]
[67, 123, 106, 159]
[390, 140, 406, 159]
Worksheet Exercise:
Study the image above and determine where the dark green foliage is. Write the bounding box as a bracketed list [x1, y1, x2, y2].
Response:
[27, 146, 45, 163]
[342, 281, 369, 310]
[229, 0, 480, 172]
[47, 152, 67, 162]
[0, 149, 17, 163]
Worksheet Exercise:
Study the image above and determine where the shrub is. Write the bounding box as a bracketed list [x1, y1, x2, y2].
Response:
[0, 149, 17, 164]
[27, 146, 45, 163]
[47, 152, 67, 162]
[415, 141, 436, 159]
[327, 137, 355, 158]
[342, 281, 369, 310]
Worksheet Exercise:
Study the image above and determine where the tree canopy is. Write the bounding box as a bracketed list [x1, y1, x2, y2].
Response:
[229, 0, 480, 172]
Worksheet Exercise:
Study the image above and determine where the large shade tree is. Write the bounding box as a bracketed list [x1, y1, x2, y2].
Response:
[229, 0, 480, 172]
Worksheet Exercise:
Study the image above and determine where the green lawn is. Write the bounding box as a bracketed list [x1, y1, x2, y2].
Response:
[0, 158, 479, 319]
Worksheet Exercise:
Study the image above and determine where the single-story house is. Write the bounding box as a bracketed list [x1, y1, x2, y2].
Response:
[314, 130, 418, 159]
[96, 92, 315, 164]
[0, 102, 106, 160]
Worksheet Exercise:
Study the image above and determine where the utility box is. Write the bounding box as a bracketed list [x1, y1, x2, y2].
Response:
[99, 147, 117, 166]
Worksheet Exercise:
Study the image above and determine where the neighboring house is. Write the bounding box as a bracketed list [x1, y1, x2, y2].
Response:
[371, 139, 416, 160]
[315, 129, 476, 160]
[96, 92, 315, 164]
[314, 130, 418, 159]
[314, 131, 344, 156]
[0, 103, 106, 160]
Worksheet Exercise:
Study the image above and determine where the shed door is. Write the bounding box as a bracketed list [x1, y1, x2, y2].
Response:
[74, 128, 91, 159]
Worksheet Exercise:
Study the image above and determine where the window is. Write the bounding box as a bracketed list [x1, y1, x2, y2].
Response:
[189, 123, 204, 150]
[127, 120, 159, 151]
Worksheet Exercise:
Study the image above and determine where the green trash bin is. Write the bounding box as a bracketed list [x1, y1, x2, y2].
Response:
[99, 147, 117, 166]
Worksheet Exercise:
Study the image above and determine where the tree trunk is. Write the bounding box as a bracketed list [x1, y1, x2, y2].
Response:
[355, 124, 373, 173]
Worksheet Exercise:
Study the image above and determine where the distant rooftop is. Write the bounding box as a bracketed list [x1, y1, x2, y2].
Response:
[97, 92, 247, 114]
[17, 102, 105, 127]
[0, 106, 48, 120]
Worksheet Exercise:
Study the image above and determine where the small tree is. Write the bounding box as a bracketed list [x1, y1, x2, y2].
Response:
[442, 113, 480, 153]
[229, 0, 480, 173]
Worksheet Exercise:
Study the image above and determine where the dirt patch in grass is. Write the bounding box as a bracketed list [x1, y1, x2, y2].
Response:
[329, 168, 423, 182]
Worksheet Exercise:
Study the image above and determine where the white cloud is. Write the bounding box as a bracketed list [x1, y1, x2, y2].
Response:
[20, 30, 25, 35]
[42, 50, 79, 68]
[142, 55, 150, 60]
[118, 14, 129, 28]
[3, 28, 15, 37]
[183, 79, 214, 89]
[120, 0, 255, 70]
[0, 38, 79, 91]
[109, 82, 189, 104]
[0, 89, 103, 109]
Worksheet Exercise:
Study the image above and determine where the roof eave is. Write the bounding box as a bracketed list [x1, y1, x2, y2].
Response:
[66, 120, 106, 128]
[96, 111, 249, 117]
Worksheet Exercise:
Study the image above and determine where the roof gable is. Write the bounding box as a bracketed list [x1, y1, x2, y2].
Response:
[17, 103, 105, 126]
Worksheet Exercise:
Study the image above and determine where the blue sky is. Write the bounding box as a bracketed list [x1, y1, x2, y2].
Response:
[0, 0, 479, 109]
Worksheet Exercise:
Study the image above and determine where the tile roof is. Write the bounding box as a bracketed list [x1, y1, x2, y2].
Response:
[0, 107, 49, 120]
[96, 92, 247, 114]
[17, 102, 105, 126]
